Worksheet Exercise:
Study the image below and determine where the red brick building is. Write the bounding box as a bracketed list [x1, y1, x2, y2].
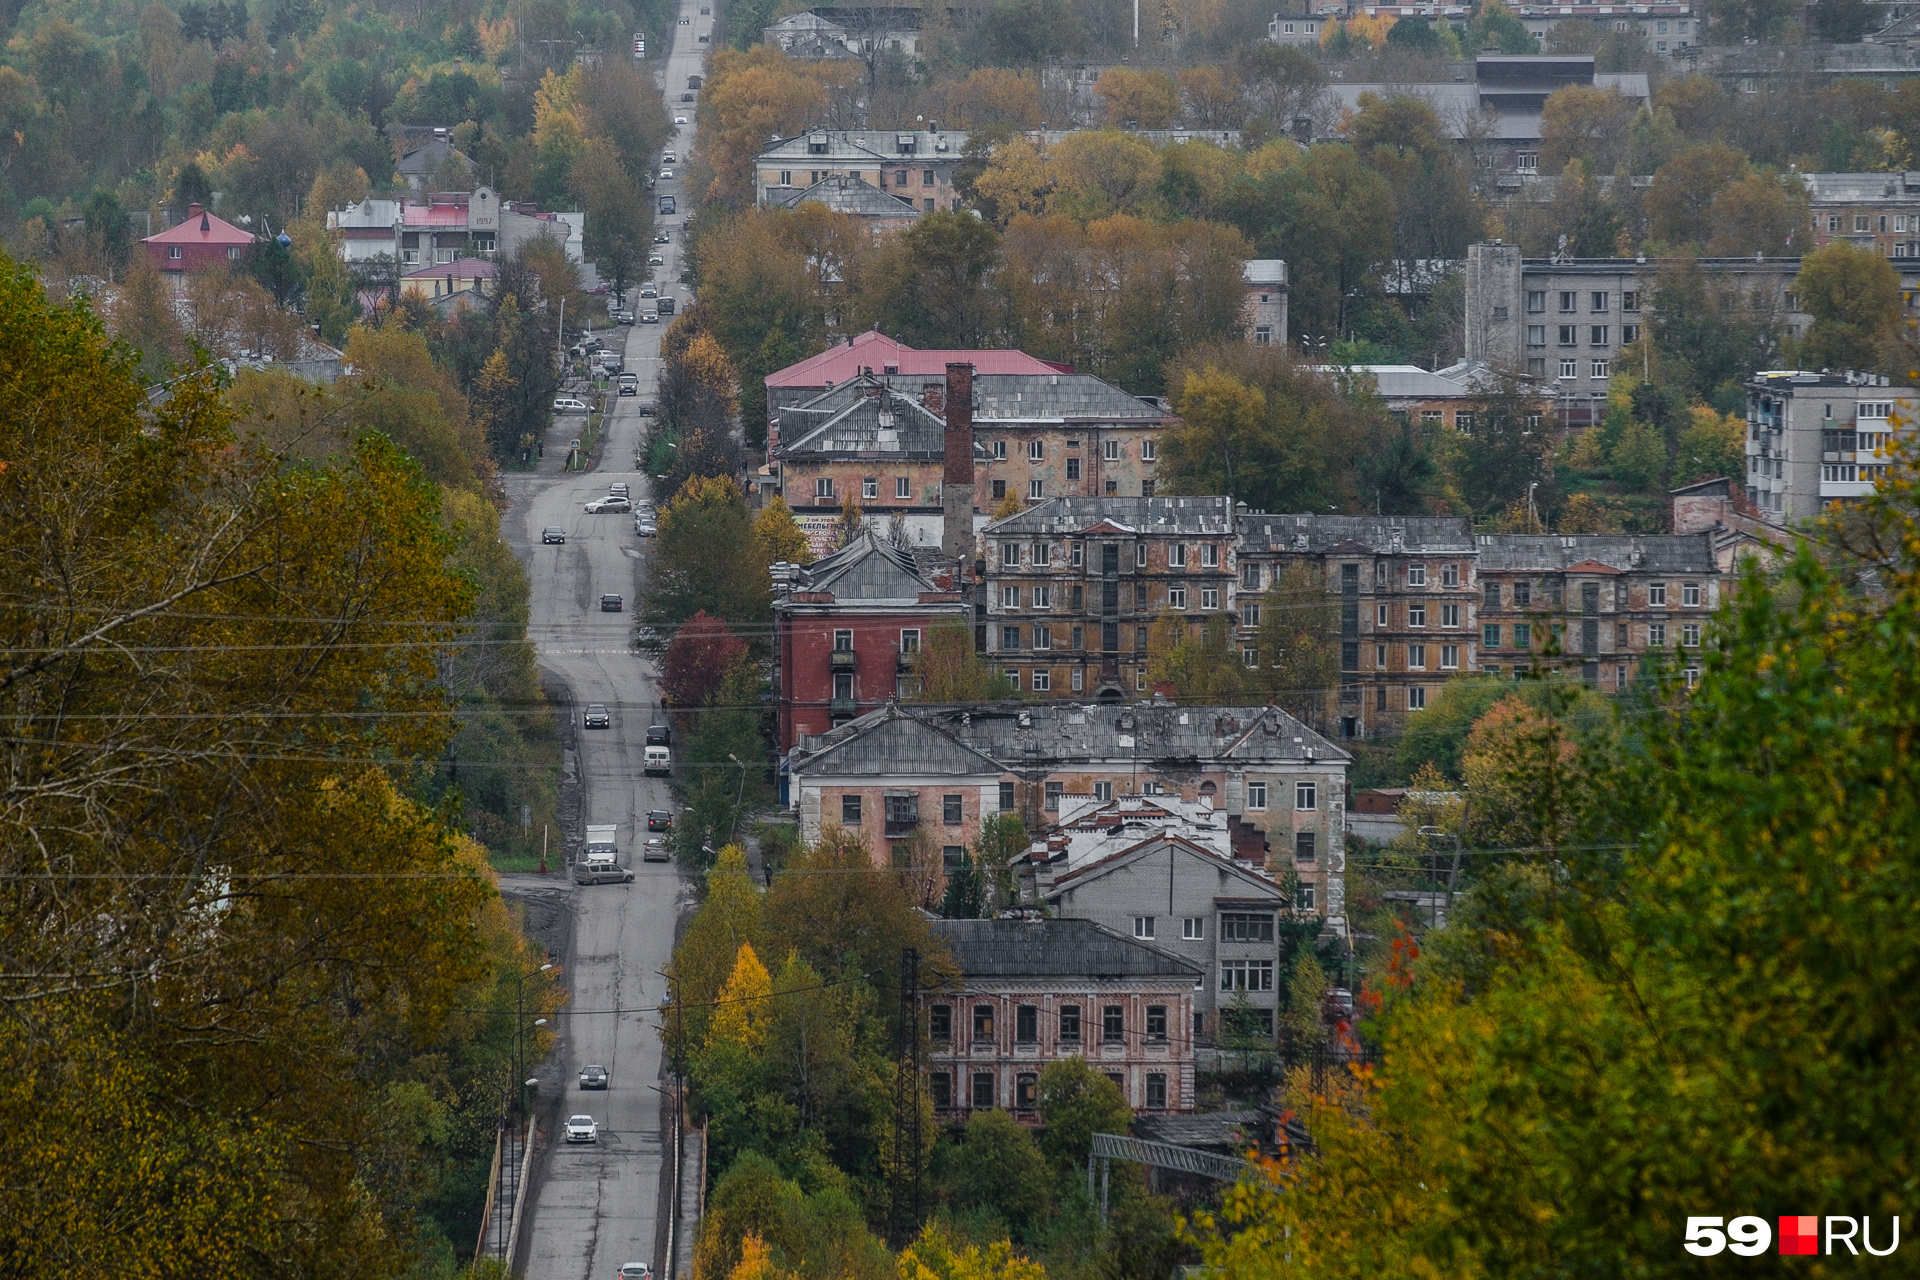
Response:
[141, 204, 257, 289]
[770, 529, 967, 753]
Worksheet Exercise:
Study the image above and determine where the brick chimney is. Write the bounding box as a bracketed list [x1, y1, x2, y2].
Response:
[941, 362, 975, 563]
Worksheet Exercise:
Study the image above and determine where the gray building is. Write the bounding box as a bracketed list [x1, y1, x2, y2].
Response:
[1464, 242, 1808, 428]
[1243, 260, 1288, 347]
[1036, 833, 1295, 1047]
[1744, 370, 1915, 526]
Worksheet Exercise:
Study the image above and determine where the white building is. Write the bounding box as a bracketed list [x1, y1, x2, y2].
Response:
[1744, 370, 1916, 526]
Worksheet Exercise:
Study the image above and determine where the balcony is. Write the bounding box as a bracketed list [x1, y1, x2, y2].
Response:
[829, 697, 857, 716]
[830, 649, 857, 670]
[884, 816, 921, 837]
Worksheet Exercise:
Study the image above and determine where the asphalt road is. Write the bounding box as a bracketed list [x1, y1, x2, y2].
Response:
[501, 9, 705, 1275]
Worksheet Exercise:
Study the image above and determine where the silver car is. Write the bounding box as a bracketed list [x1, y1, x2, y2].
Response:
[565, 1114, 598, 1143]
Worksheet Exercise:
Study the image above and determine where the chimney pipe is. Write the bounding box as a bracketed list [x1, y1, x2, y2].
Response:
[942, 362, 975, 563]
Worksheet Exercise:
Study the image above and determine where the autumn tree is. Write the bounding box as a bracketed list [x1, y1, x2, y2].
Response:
[1095, 66, 1179, 128]
[1794, 238, 1903, 372]
[907, 615, 1016, 703]
[753, 495, 814, 566]
[1253, 562, 1340, 730]
[662, 611, 751, 708]
[1539, 84, 1637, 174]
[648, 475, 772, 637]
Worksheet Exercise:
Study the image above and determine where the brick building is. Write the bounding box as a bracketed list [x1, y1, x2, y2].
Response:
[773, 375, 955, 554]
[981, 496, 1238, 701]
[141, 203, 257, 287]
[970, 376, 1170, 506]
[770, 529, 967, 751]
[926, 918, 1202, 1118]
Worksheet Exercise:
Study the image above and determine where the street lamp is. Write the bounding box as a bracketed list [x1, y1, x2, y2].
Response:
[726, 752, 747, 844]
[1417, 825, 1462, 929]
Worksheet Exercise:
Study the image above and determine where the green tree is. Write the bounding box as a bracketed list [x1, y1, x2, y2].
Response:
[907, 615, 1017, 703]
[1254, 562, 1340, 732]
[1456, 378, 1554, 515]
[1609, 419, 1666, 491]
[864, 211, 1003, 348]
[648, 475, 773, 637]
[939, 1110, 1054, 1241]
[1795, 238, 1903, 373]
[1036, 1056, 1134, 1171]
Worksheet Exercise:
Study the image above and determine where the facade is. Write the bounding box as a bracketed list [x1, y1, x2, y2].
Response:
[1464, 241, 1809, 427]
[981, 497, 1237, 701]
[1343, 362, 1511, 427]
[1236, 515, 1480, 738]
[141, 203, 257, 285]
[753, 128, 968, 214]
[763, 6, 931, 59]
[1242, 260, 1288, 347]
[770, 530, 967, 750]
[399, 257, 498, 302]
[1743, 370, 1916, 525]
[324, 188, 585, 268]
[926, 918, 1201, 1119]
[1512, 3, 1697, 51]
[970, 376, 1171, 508]
[1037, 834, 1294, 1044]
[1800, 171, 1920, 259]
[1473, 533, 1724, 688]
[791, 700, 1352, 925]
[774, 375, 954, 552]
[766, 173, 923, 231]
[787, 702, 1003, 860]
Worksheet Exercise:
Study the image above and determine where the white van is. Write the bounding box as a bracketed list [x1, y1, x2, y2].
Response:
[643, 745, 671, 777]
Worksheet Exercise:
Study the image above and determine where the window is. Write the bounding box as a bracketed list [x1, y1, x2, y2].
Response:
[1028, 479, 1044, 500]
[1145, 1072, 1168, 1109]
[1032, 585, 1052, 609]
[1649, 583, 1667, 607]
[834, 672, 853, 699]
[1422, 410, 1443, 426]
[930, 1072, 952, 1108]
[1059, 1004, 1081, 1041]
[1295, 883, 1316, 911]
[1093, 780, 1113, 801]
[999, 781, 1016, 812]
[971, 1071, 994, 1108]
[839, 794, 863, 825]
[1032, 625, 1053, 651]
[1682, 582, 1702, 607]
[1220, 960, 1275, 991]
[973, 1004, 995, 1042]
[1560, 359, 1578, 379]
[1408, 686, 1427, 710]
[833, 628, 854, 652]
[1001, 541, 1020, 568]
[1141, 439, 1157, 461]
[1518, 152, 1538, 173]
[1146, 1006, 1167, 1042]
[1247, 781, 1267, 810]
[1168, 586, 1187, 609]
[1442, 562, 1460, 588]
[1407, 564, 1427, 587]
[1201, 543, 1220, 568]
[1220, 911, 1276, 943]
[1031, 669, 1050, 691]
[1001, 625, 1021, 649]
[922, 168, 934, 187]
[1295, 831, 1316, 862]
[1623, 290, 1640, 313]
[1559, 291, 1578, 313]
[1409, 603, 1427, 627]
[991, 479, 1007, 500]
[1243, 645, 1259, 667]
[231, 246, 246, 261]
[942, 794, 963, 825]
[930, 1004, 952, 1041]
[1103, 1006, 1124, 1042]
[943, 845, 964, 870]
[1527, 324, 1547, 347]
[1010, 1072, 1037, 1109]
[1484, 622, 1502, 647]
[1071, 542, 1084, 567]
[1408, 643, 1427, 670]
[1856, 214, 1871, 233]
[1651, 622, 1670, 646]
[1377, 643, 1388, 668]
[1557, 324, 1578, 347]
[1065, 457, 1081, 481]
[1137, 543, 1148, 568]
[1514, 581, 1532, 607]
[1441, 644, 1460, 670]
[991, 440, 1007, 460]
[1103, 439, 1121, 460]
[1169, 544, 1187, 569]
[1295, 781, 1317, 810]
[1045, 781, 1063, 811]
[1201, 587, 1220, 610]
[1590, 291, 1609, 313]
[815, 477, 835, 500]
[1526, 290, 1546, 313]
[1441, 603, 1460, 628]
[1590, 325, 1610, 346]
[1028, 439, 1045, 461]
[1182, 917, 1204, 940]
[1377, 602, 1390, 627]
[1241, 602, 1261, 627]
[862, 476, 878, 500]
[1513, 622, 1532, 648]
[1001, 586, 1020, 609]
[1592, 360, 1610, 379]
[1133, 916, 1155, 939]
[1015, 1005, 1038, 1044]
[1682, 623, 1701, 646]
[895, 476, 911, 500]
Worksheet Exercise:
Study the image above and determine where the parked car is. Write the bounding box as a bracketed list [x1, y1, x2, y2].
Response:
[600, 593, 623, 612]
[585, 496, 631, 513]
[542, 526, 567, 544]
[647, 810, 673, 832]
[553, 397, 590, 413]
[584, 703, 611, 729]
[565, 1115, 598, 1143]
[642, 836, 670, 862]
[617, 1264, 652, 1280]
[634, 518, 657, 537]
[580, 1065, 609, 1089]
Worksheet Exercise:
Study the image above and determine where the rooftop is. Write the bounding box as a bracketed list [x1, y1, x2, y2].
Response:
[766, 331, 1068, 389]
[774, 527, 957, 604]
[930, 917, 1202, 981]
[1474, 533, 1718, 574]
[769, 174, 924, 219]
[970, 374, 1166, 423]
[1238, 513, 1478, 555]
[778, 375, 949, 457]
[402, 258, 499, 280]
[985, 495, 1235, 537]
[144, 204, 256, 249]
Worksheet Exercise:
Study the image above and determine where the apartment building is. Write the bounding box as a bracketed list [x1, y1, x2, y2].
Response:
[1243, 260, 1289, 346]
[970, 377, 1171, 507]
[1474, 533, 1724, 688]
[325, 187, 585, 267]
[1744, 369, 1916, 526]
[1465, 241, 1808, 427]
[981, 497, 1238, 701]
[773, 374, 954, 553]
[753, 127, 967, 214]
[926, 918, 1201, 1118]
[1236, 515, 1480, 739]
[1801, 171, 1920, 260]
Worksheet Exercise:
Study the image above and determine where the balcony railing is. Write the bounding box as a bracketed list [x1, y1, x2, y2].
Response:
[830, 649, 857, 670]
[884, 816, 920, 836]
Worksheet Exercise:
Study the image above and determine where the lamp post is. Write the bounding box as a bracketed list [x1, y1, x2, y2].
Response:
[1416, 825, 1462, 929]
[512, 963, 555, 1122]
[726, 752, 747, 845]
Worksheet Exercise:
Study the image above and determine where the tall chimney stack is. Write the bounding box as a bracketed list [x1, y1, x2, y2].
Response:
[941, 362, 975, 563]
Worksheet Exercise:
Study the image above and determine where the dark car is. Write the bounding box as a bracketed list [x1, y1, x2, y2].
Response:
[542, 526, 566, 544]
[600, 593, 623, 612]
[647, 810, 672, 833]
[658, 297, 675, 317]
[646, 723, 671, 746]
[580, 1064, 609, 1089]
[654, 232, 670, 244]
[585, 703, 611, 729]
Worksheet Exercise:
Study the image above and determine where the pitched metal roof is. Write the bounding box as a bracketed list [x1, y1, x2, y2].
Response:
[986, 496, 1234, 537]
[969, 374, 1166, 423]
[765, 331, 1065, 388]
[1045, 832, 1282, 900]
[779, 375, 948, 457]
[786, 528, 941, 601]
[1237, 514, 1476, 555]
[770, 174, 923, 218]
[930, 917, 1202, 980]
[143, 207, 257, 247]
[794, 703, 1003, 776]
[1474, 533, 1718, 574]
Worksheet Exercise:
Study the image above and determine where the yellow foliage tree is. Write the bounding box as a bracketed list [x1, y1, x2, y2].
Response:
[752, 495, 814, 566]
[728, 1234, 795, 1280]
[973, 135, 1054, 225]
[1095, 66, 1180, 128]
[707, 942, 773, 1052]
[897, 1224, 1047, 1280]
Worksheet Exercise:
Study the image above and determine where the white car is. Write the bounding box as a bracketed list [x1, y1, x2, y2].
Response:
[617, 1265, 652, 1280]
[553, 397, 590, 413]
[674, 115, 687, 124]
[659, 168, 674, 179]
[662, 150, 676, 163]
[565, 1114, 598, 1143]
[585, 496, 632, 514]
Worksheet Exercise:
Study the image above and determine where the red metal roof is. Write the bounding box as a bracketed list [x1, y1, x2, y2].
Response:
[401, 203, 473, 227]
[142, 206, 256, 247]
[765, 330, 1070, 388]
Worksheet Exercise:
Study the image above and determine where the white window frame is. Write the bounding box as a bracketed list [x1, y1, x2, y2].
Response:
[1407, 564, 1428, 587]
[1295, 780, 1316, 810]
[1133, 916, 1155, 939]
[1247, 781, 1267, 810]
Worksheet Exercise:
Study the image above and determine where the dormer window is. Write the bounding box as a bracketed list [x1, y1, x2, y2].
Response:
[807, 133, 828, 154]
[897, 133, 917, 154]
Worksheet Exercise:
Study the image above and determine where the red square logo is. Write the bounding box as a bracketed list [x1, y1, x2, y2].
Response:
[1780, 1216, 1819, 1256]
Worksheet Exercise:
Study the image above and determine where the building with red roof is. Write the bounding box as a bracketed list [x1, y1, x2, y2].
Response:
[766, 330, 1069, 420]
[141, 203, 257, 288]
